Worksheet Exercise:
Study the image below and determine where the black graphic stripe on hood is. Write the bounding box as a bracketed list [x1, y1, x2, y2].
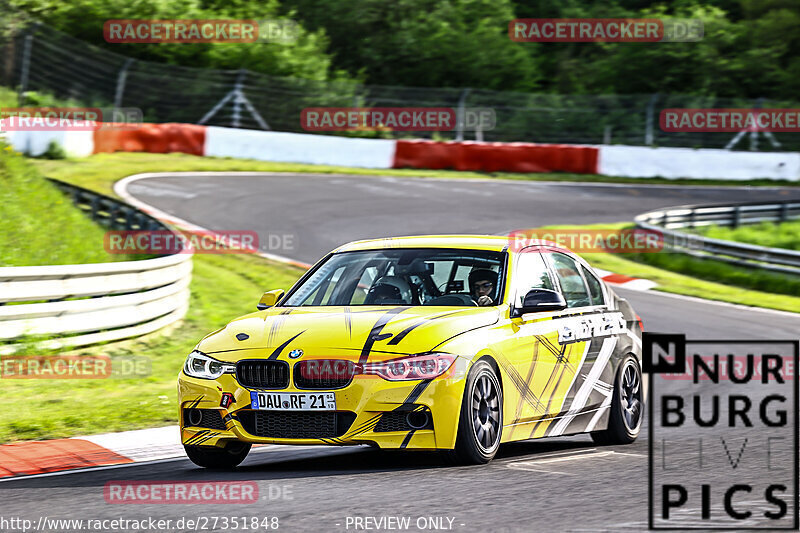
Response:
[344, 306, 353, 339]
[387, 310, 465, 346]
[267, 309, 293, 346]
[358, 307, 408, 365]
[267, 330, 305, 360]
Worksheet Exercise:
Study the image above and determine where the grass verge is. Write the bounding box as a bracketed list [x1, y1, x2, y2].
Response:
[0, 142, 135, 266]
[697, 220, 800, 250]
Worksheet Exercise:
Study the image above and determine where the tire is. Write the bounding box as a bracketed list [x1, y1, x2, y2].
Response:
[591, 355, 643, 445]
[184, 441, 251, 469]
[447, 360, 503, 465]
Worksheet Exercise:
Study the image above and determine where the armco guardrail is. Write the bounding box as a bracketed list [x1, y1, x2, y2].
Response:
[0, 180, 192, 355]
[635, 200, 800, 276]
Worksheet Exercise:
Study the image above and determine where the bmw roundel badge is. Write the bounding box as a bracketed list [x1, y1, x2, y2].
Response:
[288, 349, 304, 359]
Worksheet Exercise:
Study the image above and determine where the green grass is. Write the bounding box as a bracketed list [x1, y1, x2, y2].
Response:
[0, 85, 87, 110]
[697, 220, 800, 250]
[0, 143, 135, 266]
[627, 250, 800, 297]
[0, 86, 17, 106]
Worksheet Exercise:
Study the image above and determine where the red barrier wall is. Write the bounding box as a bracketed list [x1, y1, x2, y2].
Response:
[94, 123, 206, 156]
[393, 140, 599, 174]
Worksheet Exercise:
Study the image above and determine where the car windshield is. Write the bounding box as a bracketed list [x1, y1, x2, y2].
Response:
[283, 248, 506, 307]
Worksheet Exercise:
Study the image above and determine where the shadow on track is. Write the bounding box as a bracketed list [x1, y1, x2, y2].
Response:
[0, 436, 601, 490]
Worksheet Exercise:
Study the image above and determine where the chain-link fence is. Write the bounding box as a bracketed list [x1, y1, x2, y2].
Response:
[2, 22, 798, 150]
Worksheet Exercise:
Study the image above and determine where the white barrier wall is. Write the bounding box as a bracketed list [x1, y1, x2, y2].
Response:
[5, 126, 800, 181]
[204, 127, 397, 169]
[2, 130, 95, 157]
[598, 145, 800, 181]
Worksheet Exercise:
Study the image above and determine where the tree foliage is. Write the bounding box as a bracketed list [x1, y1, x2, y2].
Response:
[6, 0, 800, 99]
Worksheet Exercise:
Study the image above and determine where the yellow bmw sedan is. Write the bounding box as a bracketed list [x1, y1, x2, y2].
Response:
[178, 235, 644, 467]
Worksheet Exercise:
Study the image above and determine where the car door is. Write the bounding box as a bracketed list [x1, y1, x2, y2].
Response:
[544, 251, 622, 437]
[494, 247, 577, 441]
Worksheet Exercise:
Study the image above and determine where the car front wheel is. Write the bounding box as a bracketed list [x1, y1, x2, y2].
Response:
[448, 360, 503, 464]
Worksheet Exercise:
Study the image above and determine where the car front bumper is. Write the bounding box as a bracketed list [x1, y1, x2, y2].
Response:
[177, 357, 470, 450]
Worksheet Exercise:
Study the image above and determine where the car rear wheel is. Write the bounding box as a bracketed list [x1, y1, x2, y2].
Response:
[448, 360, 503, 464]
[591, 355, 643, 445]
[184, 441, 251, 469]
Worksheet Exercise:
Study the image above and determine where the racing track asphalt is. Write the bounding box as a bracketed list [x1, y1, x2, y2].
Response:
[3, 173, 799, 532]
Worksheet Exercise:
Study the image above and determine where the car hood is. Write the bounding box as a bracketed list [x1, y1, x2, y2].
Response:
[198, 306, 499, 361]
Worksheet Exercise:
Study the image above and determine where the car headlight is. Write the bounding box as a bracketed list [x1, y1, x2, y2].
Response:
[361, 353, 457, 381]
[183, 351, 236, 379]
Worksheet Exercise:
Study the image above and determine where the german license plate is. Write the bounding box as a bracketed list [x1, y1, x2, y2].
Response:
[250, 391, 336, 411]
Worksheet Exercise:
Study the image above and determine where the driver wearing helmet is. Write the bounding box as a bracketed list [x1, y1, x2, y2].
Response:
[469, 268, 497, 307]
[365, 276, 413, 305]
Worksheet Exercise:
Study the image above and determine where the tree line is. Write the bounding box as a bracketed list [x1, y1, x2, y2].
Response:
[4, 0, 799, 100]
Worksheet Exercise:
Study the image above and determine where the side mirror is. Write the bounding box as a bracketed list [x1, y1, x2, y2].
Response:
[514, 288, 567, 316]
[257, 289, 285, 310]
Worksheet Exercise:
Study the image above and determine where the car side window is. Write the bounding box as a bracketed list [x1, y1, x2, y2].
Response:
[513, 250, 555, 307]
[581, 265, 605, 306]
[550, 253, 591, 308]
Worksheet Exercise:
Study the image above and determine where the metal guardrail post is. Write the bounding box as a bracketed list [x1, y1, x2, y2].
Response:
[113, 58, 135, 109]
[17, 23, 38, 107]
[455, 88, 471, 142]
[89, 196, 99, 219]
[732, 205, 741, 228]
[644, 93, 658, 146]
[232, 69, 246, 128]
